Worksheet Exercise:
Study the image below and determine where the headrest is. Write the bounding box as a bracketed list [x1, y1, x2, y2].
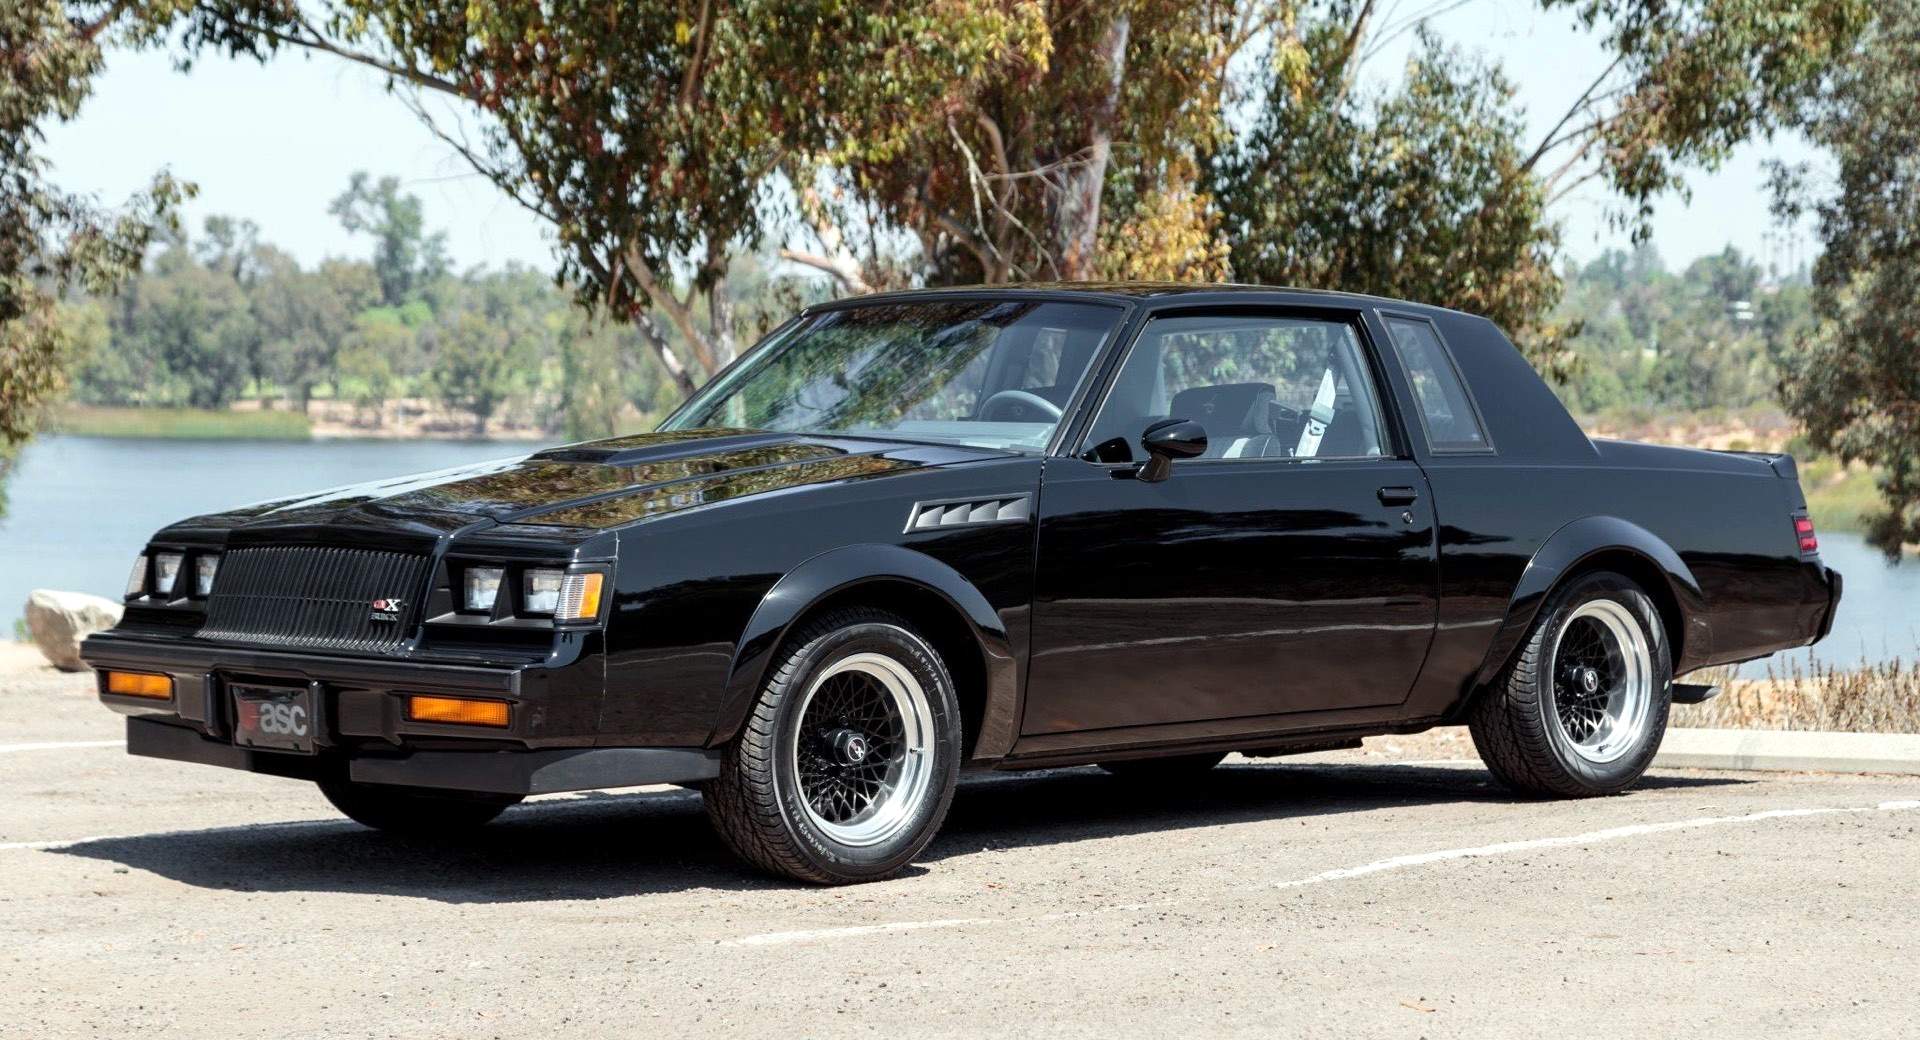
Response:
[1168, 382, 1274, 435]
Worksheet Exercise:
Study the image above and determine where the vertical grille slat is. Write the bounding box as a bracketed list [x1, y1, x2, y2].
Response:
[200, 545, 429, 655]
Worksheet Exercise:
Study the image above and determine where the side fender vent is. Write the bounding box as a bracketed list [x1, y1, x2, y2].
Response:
[904, 495, 1033, 533]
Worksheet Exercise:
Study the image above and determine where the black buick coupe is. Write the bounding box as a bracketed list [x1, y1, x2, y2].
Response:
[85, 285, 1841, 883]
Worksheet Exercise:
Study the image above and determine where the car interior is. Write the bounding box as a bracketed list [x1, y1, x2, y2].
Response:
[1082, 316, 1387, 462]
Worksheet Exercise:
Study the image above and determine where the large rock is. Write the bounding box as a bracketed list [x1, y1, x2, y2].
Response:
[23, 589, 123, 672]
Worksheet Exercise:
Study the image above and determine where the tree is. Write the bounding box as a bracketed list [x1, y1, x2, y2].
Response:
[1209, 0, 1865, 376]
[1771, 5, 1920, 554]
[120, 244, 257, 408]
[328, 171, 448, 306]
[2, 1, 191, 507]
[1209, 29, 1568, 371]
[424, 268, 553, 433]
[253, 257, 380, 410]
[184, 0, 1043, 394]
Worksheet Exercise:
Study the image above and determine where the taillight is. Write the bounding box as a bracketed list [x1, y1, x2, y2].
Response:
[1793, 513, 1818, 555]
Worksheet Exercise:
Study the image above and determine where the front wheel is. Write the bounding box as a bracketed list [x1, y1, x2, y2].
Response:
[318, 776, 522, 833]
[704, 608, 962, 884]
[1469, 570, 1672, 797]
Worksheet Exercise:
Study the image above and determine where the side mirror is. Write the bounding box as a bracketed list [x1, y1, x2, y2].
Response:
[1137, 418, 1207, 482]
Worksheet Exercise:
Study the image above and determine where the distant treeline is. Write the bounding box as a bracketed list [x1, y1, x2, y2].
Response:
[58, 173, 822, 439]
[1555, 244, 1811, 417]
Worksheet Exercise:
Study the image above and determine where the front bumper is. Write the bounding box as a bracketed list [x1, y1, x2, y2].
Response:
[126, 716, 719, 794]
[84, 630, 721, 794]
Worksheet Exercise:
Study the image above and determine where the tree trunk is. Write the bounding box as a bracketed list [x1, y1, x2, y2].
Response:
[1055, 12, 1130, 281]
[702, 245, 737, 370]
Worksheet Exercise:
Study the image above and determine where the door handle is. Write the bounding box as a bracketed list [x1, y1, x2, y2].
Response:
[1377, 486, 1419, 506]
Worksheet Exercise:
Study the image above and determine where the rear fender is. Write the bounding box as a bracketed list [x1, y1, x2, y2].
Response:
[708, 544, 1018, 757]
[1472, 516, 1709, 692]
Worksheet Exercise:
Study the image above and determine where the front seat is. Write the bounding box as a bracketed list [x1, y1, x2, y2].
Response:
[1167, 383, 1277, 458]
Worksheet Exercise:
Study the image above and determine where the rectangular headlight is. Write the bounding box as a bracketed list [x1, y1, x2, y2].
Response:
[126, 555, 147, 598]
[463, 566, 504, 612]
[193, 554, 220, 597]
[523, 568, 564, 614]
[152, 552, 184, 597]
[555, 572, 605, 622]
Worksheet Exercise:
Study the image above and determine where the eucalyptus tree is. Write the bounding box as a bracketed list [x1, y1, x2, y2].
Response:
[1771, 4, 1920, 554]
[1208, 0, 1868, 375]
[182, 0, 1041, 393]
[1, 1, 192, 505]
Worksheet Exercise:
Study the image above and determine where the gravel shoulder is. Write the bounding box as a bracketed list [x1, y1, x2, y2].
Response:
[4, 663, 1916, 1038]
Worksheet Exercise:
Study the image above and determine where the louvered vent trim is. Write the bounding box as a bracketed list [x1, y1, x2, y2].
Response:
[904, 495, 1032, 532]
[199, 546, 430, 655]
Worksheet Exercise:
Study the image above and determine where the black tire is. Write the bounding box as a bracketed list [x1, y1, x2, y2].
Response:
[318, 776, 522, 833]
[1097, 751, 1228, 779]
[704, 608, 962, 884]
[1469, 570, 1673, 797]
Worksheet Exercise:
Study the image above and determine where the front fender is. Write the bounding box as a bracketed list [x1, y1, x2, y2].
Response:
[1471, 515, 1710, 690]
[706, 543, 1019, 756]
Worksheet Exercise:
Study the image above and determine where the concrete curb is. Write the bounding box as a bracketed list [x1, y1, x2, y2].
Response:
[1655, 728, 1920, 775]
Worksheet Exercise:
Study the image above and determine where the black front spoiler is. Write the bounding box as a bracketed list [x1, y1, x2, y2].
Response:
[126, 717, 720, 795]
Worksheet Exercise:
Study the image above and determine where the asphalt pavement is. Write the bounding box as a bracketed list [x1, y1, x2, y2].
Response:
[4, 661, 1916, 1038]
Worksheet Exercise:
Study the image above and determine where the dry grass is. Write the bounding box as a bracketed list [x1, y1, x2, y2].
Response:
[1676, 657, 1920, 734]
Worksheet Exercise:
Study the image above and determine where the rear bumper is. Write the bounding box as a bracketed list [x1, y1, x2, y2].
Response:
[126, 716, 720, 795]
[1815, 566, 1844, 644]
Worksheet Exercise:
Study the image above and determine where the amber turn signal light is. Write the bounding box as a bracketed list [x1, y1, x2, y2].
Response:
[556, 572, 604, 622]
[406, 695, 511, 727]
[104, 670, 173, 699]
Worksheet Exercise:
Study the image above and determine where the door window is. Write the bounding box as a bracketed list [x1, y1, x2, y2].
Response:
[1082, 314, 1388, 461]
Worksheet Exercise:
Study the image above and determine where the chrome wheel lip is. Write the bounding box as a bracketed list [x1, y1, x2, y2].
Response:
[1548, 599, 1653, 765]
[788, 651, 935, 848]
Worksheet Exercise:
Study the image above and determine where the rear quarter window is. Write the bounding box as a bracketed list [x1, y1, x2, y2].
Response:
[1384, 315, 1492, 454]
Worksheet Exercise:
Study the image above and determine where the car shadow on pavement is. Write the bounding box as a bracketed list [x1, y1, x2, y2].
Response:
[925, 761, 1746, 863]
[50, 762, 1748, 901]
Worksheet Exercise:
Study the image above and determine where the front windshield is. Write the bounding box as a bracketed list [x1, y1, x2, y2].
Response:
[662, 300, 1124, 453]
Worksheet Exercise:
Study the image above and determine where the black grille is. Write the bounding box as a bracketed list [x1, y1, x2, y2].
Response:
[200, 546, 430, 654]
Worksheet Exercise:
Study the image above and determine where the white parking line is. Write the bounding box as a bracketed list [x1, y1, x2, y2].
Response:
[724, 798, 1920, 947]
[0, 740, 125, 754]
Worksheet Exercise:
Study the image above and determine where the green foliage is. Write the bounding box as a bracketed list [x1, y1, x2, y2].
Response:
[1556, 244, 1807, 415]
[329, 172, 449, 306]
[1546, 0, 1870, 236]
[1771, 4, 1920, 554]
[54, 404, 312, 440]
[2, 0, 195, 513]
[1210, 28, 1569, 374]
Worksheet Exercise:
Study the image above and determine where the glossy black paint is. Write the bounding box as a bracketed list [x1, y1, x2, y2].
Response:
[83, 284, 1841, 790]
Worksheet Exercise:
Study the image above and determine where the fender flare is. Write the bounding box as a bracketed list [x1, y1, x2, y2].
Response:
[707, 543, 1020, 758]
[1471, 515, 1710, 691]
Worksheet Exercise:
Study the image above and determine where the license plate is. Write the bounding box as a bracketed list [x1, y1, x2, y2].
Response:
[232, 683, 317, 754]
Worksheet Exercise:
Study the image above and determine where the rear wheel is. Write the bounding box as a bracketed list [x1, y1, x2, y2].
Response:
[318, 776, 522, 833]
[1469, 570, 1672, 797]
[704, 608, 962, 884]
[1098, 751, 1227, 780]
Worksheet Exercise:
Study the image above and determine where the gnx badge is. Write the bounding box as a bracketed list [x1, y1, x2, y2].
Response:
[369, 598, 404, 622]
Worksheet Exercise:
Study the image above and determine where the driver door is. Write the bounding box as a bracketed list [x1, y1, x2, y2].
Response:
[1022, 309, 1439, 735]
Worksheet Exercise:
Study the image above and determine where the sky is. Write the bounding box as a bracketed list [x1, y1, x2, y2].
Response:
[40, 2, 1824, 280]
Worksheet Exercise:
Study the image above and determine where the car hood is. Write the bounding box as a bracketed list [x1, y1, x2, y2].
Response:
[161, 429, 1009, 543]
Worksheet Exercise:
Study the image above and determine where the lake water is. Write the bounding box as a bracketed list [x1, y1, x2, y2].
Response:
[2, 435, 1914, 672]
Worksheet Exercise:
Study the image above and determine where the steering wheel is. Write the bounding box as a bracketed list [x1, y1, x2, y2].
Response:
[978, 389, 1064, 423]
